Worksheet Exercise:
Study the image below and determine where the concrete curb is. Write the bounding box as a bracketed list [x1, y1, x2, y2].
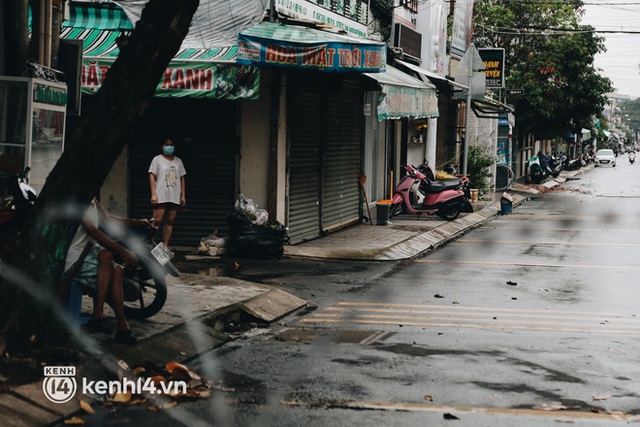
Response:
[372, 193, 528, 261]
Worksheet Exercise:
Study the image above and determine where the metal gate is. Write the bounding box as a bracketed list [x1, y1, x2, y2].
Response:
[129, 97, 237, 246]
[287, 73, 323, 243]
[322, 78, 362, 232]
[287, 72, 363, 244]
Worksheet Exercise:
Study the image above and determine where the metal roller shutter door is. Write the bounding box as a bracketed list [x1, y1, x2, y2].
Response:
[129, 98, 237, 246]
[287, 72, 323, 244]
[322, 77, 362, 232]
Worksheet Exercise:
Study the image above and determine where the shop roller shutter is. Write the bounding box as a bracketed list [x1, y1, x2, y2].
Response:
[321, 77, 362, 232]
[128, 97, 237, 246]
[287, 72, 323, 244]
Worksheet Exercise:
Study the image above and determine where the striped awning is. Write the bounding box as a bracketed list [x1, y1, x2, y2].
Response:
[58, 3, 258, 99]
[61, 2, 238, 62]
[65, 2, 133, 30]
[60, 27, 238, 63]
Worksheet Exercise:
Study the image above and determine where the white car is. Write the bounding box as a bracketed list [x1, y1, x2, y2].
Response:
[594, 149, 616, 167]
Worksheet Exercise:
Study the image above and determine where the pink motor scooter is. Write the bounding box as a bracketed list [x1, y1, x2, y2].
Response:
[390, 164, 473, 220]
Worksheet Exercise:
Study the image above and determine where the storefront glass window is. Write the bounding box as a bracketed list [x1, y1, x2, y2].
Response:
[30, 107, 64, 192]
[0, 80, 28, 198]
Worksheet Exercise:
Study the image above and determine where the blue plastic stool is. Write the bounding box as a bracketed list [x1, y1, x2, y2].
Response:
[62, 280, 90, 329]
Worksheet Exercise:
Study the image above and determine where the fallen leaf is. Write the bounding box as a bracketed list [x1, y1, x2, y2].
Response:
[132, 366, 146, 375]
[166, 362, 201, 381]
[64, 417, 85, 425]
[234, 262, 240, 270]
[130, 397, 148, 405]
[424, 395, 433, 401]
[592, 394, 612, 401]
[151, 375, 167, 386]
[117, 360, 129, 371]
[443, 413, 460, 420]
[78, 399, 94, 415]
[149, 400, 180, 411]
[434, 294, 445, 298]
[112, 391, 132, 403]
[165, 361, 185, 374]
[533, 403, 579, 411]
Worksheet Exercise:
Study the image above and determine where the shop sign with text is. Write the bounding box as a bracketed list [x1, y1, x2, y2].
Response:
[237, 39, 385, 73]
[478, 48, 505, 89]
[80, 60, 259, 100]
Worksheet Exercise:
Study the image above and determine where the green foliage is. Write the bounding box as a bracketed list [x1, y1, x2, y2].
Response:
[467, 145, 495, 196]
[473, 0, 613, 139]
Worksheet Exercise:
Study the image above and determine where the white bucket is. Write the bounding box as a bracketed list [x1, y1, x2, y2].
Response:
[470, 189, 479, 203]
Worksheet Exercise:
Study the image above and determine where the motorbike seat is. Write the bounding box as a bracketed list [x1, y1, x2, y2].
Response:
[425, 179, 461, 193]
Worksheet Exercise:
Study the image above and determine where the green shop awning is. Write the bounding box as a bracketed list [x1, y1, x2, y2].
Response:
[364, 65, 439, 121]
[58, 1, 259, 100]
[60, 27, 258, 100]
[237, 22, 386, 73]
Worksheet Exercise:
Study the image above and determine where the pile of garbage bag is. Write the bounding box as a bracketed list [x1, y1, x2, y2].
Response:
[226, 195, 288, 259]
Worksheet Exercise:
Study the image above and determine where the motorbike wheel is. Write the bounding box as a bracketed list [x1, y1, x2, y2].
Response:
[437, 204, 461, 221]
[389, 203, 405, 217]
[123, 270, 167, 319]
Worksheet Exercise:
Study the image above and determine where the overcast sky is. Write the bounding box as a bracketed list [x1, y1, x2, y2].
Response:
[581, 0, 640, 98]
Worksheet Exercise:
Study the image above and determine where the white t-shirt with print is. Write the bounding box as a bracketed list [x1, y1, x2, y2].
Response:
[148, 154, 186, 205]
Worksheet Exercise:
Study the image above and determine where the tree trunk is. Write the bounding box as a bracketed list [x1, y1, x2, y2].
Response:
[0, 0, 200, 355]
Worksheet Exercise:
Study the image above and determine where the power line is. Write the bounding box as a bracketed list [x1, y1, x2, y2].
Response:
[477, 24, 640, 34]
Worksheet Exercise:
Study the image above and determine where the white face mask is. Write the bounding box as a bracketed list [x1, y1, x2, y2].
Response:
[163, 145, 175, 156]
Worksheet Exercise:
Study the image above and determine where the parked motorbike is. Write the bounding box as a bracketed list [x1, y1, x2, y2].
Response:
[629, 151, 636, 164]
[102, 220, 180, 319]
[526, 155, 545, 184]
[0, 167, 37, 259]
[417, 161, 471, 200]
[389, 164, 473, 220]
[561, 153, 582, 171]
[537, 151, 562, 179]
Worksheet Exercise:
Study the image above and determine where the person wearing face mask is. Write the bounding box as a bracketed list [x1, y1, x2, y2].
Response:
[148, 137, 187, 246]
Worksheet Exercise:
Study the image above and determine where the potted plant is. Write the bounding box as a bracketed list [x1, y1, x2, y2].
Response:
[467, 145, 495, 198]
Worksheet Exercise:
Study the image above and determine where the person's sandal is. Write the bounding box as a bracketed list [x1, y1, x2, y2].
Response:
[114, 329, 137, 345]
[82, 318, 112, 334]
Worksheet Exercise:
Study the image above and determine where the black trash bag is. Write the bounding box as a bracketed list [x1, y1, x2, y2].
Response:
[227, 211, 288, 259]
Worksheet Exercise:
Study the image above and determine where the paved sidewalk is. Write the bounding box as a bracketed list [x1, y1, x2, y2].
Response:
[1, 166, 589, 426]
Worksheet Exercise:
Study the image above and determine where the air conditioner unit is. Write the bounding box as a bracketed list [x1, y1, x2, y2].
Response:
[394, 23, 421, 60]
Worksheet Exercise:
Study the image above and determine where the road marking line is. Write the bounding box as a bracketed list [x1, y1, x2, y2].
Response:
[490, 214, 640, 222]
[312, 312, 640, 330]
[455, 239, 640, 247]
[282, 399, 634, 422]
[413, 259, 640, 269]
[334, 301, 633, 317]
[300, 317, 640, 335]
[323, 307, 640, 324]
[481, 226, 640, 232]
[303, 303, 640, 334]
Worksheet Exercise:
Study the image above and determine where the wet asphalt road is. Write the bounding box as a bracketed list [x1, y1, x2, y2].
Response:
[69, 156, 640, 426]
